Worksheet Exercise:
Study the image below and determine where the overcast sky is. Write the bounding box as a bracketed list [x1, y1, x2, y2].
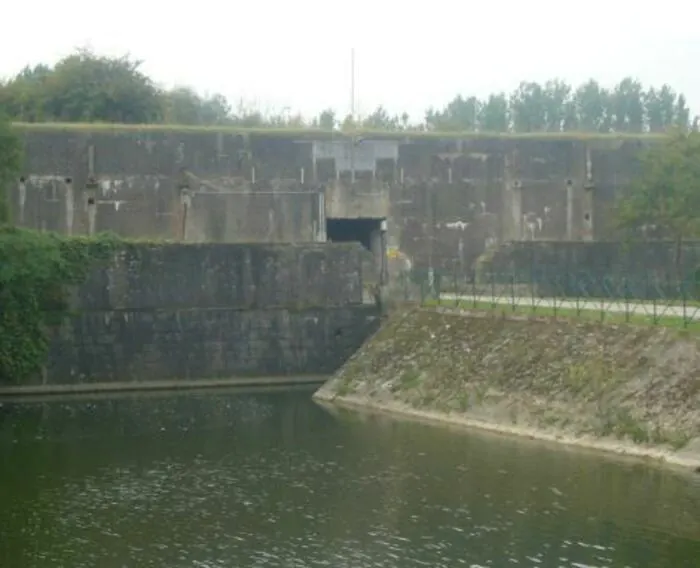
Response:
[3, 0, 700, 121]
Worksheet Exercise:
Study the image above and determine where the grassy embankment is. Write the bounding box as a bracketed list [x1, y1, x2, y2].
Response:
[315, 307, 700, 467]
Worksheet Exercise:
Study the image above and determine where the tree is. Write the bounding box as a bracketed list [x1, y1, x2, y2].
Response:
[0, 114, 22, 223]
[615, 129, 700, 275]
[363, 106, 400, 130]
[315, 108, 336, 130]
[542, 79, 575, 131]
[426, 96, 480, 131]
[573, 80, 609, 132]
[1, 50, 697, 133]
[1, 52, 236, 126]
[162, 88, 233, 125]
[478, 94, 509, 132]
[42, 49, 163, 123]
[610, 77, 645, 133]
[645, 85, 677, 133]
[162, 87, 205, 125]
[510, 82, 548, 132]
[675, 94, 691, 129]
[0, 64, 52, 122]
[341, 113, 357, 131]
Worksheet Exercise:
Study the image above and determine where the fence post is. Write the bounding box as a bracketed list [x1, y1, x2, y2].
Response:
[453, 267, 459, 308]
[553, 272, 558, 319]
[575, 271, 581, 316]
[510, 267, 516, 312]
[682, 275, 688, 328]
[624, 276, 630, 323]
[599, 273, 605, 323]
[530, 261, 536, 313]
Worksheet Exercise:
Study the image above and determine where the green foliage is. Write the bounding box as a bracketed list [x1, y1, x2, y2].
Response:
[480, 94, 509, 133]
[313, 108, 336, 130]
[0, 114, 22, 223]
[615, 130, 700, 245]
[0, 228, 121, 384]
[426, 95, 481, 131]
[0, 49, 261, 127]
[422, 77, 694, 134]
[0, 49, 163, 123]
[1, 49, 696, 132]
[362, 105, 401, 130]
[162, 87, 232, 125]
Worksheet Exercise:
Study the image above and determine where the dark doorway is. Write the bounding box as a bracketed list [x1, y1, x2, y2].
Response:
[326, 217, 381, 251]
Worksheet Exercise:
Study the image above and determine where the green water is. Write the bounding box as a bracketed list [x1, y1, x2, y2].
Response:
[0, 386, 698, 567]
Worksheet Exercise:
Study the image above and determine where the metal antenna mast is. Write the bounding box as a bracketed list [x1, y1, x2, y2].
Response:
[350, 48, 356, 122]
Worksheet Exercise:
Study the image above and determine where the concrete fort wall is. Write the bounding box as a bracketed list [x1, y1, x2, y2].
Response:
[11, 125, 650, 276]
[42, 241, 380, 385]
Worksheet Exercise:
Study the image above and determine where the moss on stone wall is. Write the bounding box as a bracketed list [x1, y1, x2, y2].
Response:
[317, 307, 700, 457]
[0, 227, 120, 384]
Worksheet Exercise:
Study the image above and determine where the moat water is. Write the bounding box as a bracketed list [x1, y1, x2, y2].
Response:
[1, 386, 699, 567]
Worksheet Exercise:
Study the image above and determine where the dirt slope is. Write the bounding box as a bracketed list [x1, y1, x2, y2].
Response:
[315, 308, 700, 468]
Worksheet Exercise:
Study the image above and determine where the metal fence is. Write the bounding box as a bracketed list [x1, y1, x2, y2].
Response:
[392, 267, 700, 328]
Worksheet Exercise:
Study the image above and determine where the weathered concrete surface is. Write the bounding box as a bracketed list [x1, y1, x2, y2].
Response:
[10, 125, 652, 275]
[185, 192, 325, 243]
[37, 242, 380, 385]
[314, 307, 700, 470]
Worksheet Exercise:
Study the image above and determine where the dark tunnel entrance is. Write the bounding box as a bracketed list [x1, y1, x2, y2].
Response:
[326, 217, 388, 286]
[326, 217, 382, 251]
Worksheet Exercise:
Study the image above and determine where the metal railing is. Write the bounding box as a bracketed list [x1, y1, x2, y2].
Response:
[391, 267, 700, 328]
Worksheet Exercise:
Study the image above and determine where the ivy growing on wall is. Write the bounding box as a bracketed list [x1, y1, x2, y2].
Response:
[0, 112, 21, 223]
[0, 228, 120, 384]
[0, 113, 124, 384]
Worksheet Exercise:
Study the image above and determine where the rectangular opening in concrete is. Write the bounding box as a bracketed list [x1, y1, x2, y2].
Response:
[326, 217, 382, 251]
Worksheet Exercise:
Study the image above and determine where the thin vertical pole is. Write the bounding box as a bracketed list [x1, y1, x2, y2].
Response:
[350, 48, 356, 183]
[350, 48, 355, 122]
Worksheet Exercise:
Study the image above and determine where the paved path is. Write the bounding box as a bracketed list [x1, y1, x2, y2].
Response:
[439, 293, 700, 321]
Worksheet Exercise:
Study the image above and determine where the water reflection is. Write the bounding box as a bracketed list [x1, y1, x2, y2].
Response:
[0, 387, 698, 567]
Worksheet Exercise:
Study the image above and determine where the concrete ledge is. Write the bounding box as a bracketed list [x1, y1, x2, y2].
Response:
[0, 375, 326, 398]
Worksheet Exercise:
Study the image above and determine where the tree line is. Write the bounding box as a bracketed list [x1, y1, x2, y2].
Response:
[0, 49, 697, 133]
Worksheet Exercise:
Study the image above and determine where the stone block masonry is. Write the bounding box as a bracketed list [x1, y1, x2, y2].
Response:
[42, 242, 380, 385]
